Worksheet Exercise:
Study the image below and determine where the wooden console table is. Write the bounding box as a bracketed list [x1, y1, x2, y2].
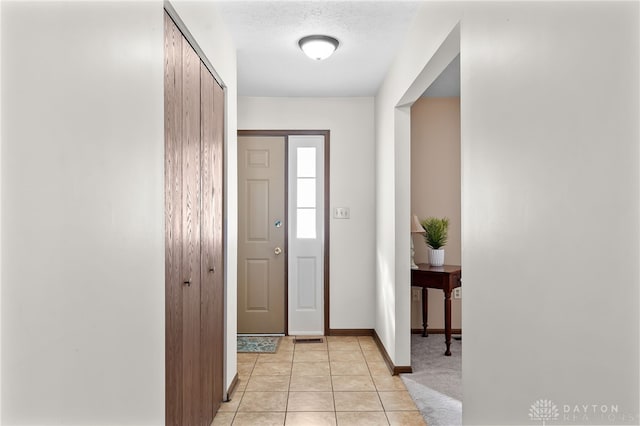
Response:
[411, 264, 461, 356]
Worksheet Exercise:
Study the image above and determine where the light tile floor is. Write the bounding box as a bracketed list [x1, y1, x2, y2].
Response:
[213, 336, 427, 426]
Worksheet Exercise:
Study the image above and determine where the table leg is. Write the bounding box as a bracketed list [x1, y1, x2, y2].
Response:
[422, 287, 428, 337]
[444, 289, 452, 356]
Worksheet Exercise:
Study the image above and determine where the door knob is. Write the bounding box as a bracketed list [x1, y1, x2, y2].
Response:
[274, 247, 282, 255]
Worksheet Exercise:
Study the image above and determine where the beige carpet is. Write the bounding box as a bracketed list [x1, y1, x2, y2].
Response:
[401, 334, 462, 426]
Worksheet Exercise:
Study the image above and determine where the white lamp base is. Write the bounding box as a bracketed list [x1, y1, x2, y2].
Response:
[411, 238, 418, 269]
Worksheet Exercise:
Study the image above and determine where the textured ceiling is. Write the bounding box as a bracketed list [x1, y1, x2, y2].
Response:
[215, 1, 421, 97]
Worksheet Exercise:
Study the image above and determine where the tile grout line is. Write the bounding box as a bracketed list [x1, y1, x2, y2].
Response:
[284, 339, 295, 425]
[217, 337, 423, 425]
[361, 338, 392, 425]
[328, 342, 337, 417]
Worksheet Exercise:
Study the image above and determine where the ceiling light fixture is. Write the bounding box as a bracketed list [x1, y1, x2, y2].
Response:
[298, 35, 339, 61]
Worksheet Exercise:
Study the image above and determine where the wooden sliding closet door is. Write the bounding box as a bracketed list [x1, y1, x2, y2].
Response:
[165, 11, 225, 426]
[199, 62, 225, 419]
[164, 12, 184, 426]
[181, 34, 202, 426]
[199, 61, 215, 424]
[211, 76, 225, 412]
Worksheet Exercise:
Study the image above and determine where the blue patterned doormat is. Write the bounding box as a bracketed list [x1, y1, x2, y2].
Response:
[237, 336, 281, 353]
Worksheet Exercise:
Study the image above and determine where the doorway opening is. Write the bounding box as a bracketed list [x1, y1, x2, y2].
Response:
[237, 130, 330, 336]
[409, 52, 462, 391]
[398, 22, 462, 426]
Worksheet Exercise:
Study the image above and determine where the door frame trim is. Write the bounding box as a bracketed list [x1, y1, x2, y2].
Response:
[238, 130, 330, 335]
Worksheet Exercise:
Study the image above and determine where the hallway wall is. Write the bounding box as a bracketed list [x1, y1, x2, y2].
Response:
[375, 1, 639, 424]
[460, 4, 638, 422]
[1, 1, 238, 423]
[238, 96, 376, 330]
[1, 2, 165, 423]
[375, 1, 464, 371]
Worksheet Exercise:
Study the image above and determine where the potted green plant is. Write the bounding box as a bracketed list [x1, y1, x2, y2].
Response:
[420, 217, 449, 266]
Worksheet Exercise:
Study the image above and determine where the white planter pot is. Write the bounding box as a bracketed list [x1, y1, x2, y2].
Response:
[429, 248, 445, 266]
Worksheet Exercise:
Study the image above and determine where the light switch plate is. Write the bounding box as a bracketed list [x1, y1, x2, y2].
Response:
[333, 207, 350, 219]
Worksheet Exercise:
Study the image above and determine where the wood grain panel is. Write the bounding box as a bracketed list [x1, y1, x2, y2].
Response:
[199, 62, 216, 425]
[166, 11, 225, 425]
[212, 78, 225, 412]
[164, 13, 183, 426]
[181, 36, 201, 426]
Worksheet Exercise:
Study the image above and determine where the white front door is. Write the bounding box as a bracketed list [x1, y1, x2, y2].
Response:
[287, 135, 325, 335]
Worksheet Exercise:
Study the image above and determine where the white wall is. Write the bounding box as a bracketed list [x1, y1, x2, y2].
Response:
[461, 3, 639, 423]
[0, 2, 4, 420]
[375, 2, 463, 367]
[170, 0, 239, 398]
[1, 2, 165, 423]
[1, 1, 239, 423]
[376, 1, 639, 424]
[238, 97, 376, 330]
